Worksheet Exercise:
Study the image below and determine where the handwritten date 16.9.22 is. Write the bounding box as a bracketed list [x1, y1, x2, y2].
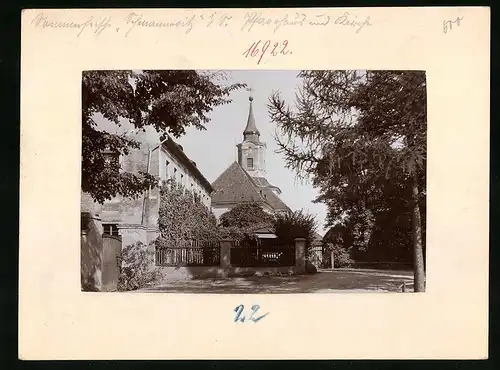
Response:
[243, 40, 291, 65]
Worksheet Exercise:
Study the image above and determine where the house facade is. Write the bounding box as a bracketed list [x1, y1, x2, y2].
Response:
[82, 121, 213, 249]
[211, 95, 291, 218]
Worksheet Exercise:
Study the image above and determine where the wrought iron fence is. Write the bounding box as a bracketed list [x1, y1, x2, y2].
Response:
[230, 244, 295, 267]
[155, 240, 220, 267]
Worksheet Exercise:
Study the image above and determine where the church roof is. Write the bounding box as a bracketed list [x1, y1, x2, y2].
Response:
[260, 188, 290, 211]
[211, 161, 268, 206]
[251, 176, 270, 187]
[211, 161, 290, 211]
[252, 177, 282, 194]
[243, 96, 260, 136]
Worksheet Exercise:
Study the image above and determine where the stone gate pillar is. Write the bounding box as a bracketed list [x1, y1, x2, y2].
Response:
[220, 240, 232, 271]
[294, 238, 306, 274]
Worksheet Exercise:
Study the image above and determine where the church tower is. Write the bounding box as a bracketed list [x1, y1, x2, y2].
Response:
[237, 94, 267, 177]
[210, 91, 290, 217]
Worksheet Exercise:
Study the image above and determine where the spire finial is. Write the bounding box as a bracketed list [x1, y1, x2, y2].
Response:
[243, 86, 259, 139]
[247, 87, 253, 101]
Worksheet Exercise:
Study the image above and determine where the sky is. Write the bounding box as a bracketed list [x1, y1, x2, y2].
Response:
[175, 70, 328, 235]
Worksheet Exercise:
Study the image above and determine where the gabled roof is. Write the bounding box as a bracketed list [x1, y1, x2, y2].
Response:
[211, 161, 291, 212]
[313, 231, 323, 241]
[260, 188, 290, 211]
[251, 177, 270, 187]
[307, 232, 324, 247]
[211, 161, 269, 205]
[252, 176, 282, 194]
[161, 136, 214, 193]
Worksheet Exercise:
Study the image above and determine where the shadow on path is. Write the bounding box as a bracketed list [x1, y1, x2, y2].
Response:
[140, 269, 415, 293]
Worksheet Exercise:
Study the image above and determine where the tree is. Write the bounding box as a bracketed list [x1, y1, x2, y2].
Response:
[219, 202, 273, 229]
[273, 209, 317, 250]
[268, 70, 427, 291]
[218, 202, 274, 241]
[157, 179, 219, 242]
[82, 70, 245, 203]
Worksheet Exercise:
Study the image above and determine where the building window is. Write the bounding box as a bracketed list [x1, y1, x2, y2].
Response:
[103, 224, 119, 236]
[180, 174, 184, 185]
[247, 157, 254, 169]
[165, 160, 170, 178]
[173, 167, 177, 180]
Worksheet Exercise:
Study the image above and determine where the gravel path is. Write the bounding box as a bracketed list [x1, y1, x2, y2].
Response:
[139, 268, 414, 293]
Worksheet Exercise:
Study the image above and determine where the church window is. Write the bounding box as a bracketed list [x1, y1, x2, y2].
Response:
[165, 160, 170, 178]
[173, 167, 177, 180]
[180, 174, 184, 185]
[247, 157, 254, 169]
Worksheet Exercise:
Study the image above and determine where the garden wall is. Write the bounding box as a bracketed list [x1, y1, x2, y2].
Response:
[155, 238, 306, 281]
[157, 266, 297, 281]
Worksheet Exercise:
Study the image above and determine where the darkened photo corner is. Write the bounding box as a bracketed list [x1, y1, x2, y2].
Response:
[81, 70, 426, 293]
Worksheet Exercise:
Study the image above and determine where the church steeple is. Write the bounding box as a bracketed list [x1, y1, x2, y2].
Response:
[237, 91, 267, 177]
[243, 93, 260, 142]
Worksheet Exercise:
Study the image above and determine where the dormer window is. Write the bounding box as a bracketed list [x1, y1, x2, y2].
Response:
[247, 157, 254, 169]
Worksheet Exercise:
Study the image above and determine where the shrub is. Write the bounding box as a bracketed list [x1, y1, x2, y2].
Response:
[117, 242, 162, 291]
[273, 209, 317, 249]
[218, 202, 274, 242]
[307, 248, 323, 268]
[323, 243, 354, 268]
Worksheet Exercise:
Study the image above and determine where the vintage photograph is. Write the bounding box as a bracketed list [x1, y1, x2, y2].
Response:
[81, 69, 427, 293]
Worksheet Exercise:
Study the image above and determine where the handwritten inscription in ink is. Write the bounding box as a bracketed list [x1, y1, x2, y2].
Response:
[29, 10, 374, 38]
[243, 40, 291, 65]
[240, 11, 372, 34]
[234, 304, 269, 323]
[31, 12, 112, 37]
[443, 16, 464, 34]
[124, 12, 196, 36]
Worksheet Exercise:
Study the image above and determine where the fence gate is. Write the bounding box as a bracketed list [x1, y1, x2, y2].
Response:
[230, 238, 295, 267]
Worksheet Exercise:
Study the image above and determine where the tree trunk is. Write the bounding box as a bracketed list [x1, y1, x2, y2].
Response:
[411, 173, 425, 292]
